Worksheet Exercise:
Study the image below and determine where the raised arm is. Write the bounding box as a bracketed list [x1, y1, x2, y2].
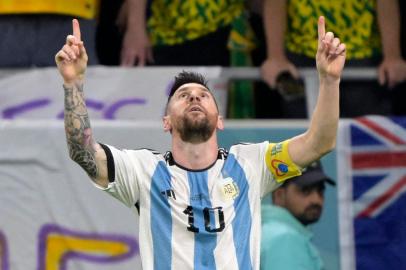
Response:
[55, 19, 109, 188]
[288, 16, 346, 167]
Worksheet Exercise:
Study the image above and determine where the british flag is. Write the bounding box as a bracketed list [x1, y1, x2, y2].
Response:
[338, 116, 406, 270]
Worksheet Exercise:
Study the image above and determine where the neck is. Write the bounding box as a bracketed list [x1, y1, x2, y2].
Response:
[171, 134, 219, 170]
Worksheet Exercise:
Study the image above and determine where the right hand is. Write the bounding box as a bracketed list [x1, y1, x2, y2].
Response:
[55, 19, 88, 84]
[261, 57, 299, 88]
[315, 16, 346, 81]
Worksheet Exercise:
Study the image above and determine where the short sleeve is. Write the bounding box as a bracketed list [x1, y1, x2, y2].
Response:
[229, 140, 301, 197]
[95, 144, 142, 208]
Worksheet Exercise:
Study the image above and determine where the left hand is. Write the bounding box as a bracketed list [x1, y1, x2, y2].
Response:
[120, 28, 153, 66]
[378, 58, 406, 88]
[316, 16, 346, 81]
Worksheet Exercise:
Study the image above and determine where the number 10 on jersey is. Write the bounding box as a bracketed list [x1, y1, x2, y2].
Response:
[183, 206, 225, 233]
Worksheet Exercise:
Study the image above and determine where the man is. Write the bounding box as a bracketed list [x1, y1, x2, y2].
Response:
[55, 16, 345, 270]
[261, 161, 335, 270]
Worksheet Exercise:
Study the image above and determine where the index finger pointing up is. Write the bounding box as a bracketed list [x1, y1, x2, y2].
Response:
[318, 16, 325, 42]
[72, 19, 81, 42]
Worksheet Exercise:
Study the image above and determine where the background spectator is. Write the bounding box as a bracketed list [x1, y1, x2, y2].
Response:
[261, 161, 335, 270]
[96, 0, 287, 118]
[0, 0, 99, 67]
[95, 0, 126, 65]
[259, 0, 406, 117]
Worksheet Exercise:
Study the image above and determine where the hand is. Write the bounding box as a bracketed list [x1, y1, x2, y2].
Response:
[55, 19, 88, 84]
[261, 58, 299, 88]
[316, 16, 346, 81]
[378, 58, 406, 88]
[120, 28, 154, 66]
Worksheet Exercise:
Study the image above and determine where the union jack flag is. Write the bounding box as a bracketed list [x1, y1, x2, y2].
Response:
[338, 116, 406, 270]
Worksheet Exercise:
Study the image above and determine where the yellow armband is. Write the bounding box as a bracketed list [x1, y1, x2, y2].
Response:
[265, 140, 302, 183]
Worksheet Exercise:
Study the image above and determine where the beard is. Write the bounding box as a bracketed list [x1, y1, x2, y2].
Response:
[296, 204, 323, 226]
[175, 113, 216, 143]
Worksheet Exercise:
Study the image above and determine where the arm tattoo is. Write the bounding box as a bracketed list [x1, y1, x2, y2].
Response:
[63, 83, 98, 178]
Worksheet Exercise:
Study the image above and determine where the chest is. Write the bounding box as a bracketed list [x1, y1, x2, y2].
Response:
[147, 161, 257, 236]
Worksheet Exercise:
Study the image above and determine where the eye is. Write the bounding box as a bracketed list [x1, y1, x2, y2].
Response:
[180, 93, 188, 98]
[301, 188, 311, 196]
[317, 186, 325, 196]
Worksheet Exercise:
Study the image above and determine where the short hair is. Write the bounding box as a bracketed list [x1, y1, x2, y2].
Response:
[168, 71, 209, 102]
[165, 71, 218, 113]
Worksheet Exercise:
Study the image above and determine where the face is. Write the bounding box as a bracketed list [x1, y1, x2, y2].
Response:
[164, 83, 223, 143]
[276, 182, 325, 225]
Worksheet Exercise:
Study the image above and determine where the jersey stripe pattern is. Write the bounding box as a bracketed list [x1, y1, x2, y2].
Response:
[97, 140, 301, 270]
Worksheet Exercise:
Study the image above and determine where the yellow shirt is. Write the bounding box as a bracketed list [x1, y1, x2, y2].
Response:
[0, 0, 98, 19]
[286, 0, 381, 59]
[148, 0, 245, 46]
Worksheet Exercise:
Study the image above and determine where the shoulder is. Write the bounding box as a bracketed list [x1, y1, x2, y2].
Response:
[262, 207, 307, 243]
[229, 141, 269, 155]
[264, 221, 306, 243]
[102, 144, 165, 162]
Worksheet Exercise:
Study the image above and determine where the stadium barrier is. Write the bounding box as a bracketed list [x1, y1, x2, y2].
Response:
[0, 67, 377, 120]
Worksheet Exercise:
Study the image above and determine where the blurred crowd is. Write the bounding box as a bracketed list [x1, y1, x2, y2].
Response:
[1, 0, 405, 118]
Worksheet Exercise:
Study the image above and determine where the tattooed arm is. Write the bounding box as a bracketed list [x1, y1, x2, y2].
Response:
[63, 82, 109, 187]
[56, 19, 109, 187]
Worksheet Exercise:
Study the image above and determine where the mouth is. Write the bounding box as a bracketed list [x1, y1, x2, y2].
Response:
[188, 106, 204, 113]
[306, 205, 322, 216]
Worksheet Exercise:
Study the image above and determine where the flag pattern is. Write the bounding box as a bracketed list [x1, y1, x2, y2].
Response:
[338, 116, 406, 270]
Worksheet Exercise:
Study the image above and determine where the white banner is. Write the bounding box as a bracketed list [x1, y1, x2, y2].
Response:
[0, 120, 174, 270]
[0, 67, 228, 121]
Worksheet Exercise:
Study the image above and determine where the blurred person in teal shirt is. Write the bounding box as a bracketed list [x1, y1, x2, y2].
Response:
[260, 161, 335, 270]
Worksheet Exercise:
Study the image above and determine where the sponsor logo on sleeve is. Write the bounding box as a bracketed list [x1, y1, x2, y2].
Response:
[271, 143, 283, 156]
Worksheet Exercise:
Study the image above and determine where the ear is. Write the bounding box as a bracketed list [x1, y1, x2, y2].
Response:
[272, 188, 286, 206]
[216, 115, 224, 130]
[163, 115, 171, 132]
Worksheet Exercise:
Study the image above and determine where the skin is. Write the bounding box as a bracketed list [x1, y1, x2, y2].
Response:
[261, 0, 299, 88]
[55, 19, 108, 187]
[164, 84, 221, 143]
[273, 182, 325, 225]
[163, 83, 224, 169]
[376, 0, 406, 88]
[262, 0, 406, 89]
[55, 16, 345, 188]
[119, 0, 153, 66]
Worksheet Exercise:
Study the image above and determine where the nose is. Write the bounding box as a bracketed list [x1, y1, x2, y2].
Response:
[309, 190, 324, 204]
[188, 93, 201, 103]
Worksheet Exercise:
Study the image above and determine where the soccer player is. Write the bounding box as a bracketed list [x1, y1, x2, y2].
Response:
[55, 16, 345, 270]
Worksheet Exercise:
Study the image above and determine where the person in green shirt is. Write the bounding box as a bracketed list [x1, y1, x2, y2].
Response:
[261, 161, 335, 270]
[260, 0, 406, 117]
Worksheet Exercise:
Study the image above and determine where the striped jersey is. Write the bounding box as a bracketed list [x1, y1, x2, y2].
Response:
[98, 140, 301, 270]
